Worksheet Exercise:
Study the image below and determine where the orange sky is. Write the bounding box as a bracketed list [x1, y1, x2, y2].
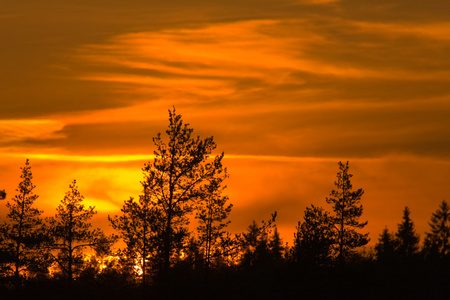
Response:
[2, 0, 450, 246]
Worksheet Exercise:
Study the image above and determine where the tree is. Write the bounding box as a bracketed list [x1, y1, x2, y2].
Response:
[240, 213, 277, 268]
[109, 193, 161, 288]
[195, 176, 232, 269]
[3, 159, 44, 282]
[374, 227, 397, 264]
[0, 189, 6, 200]
[423, 200, 450, 258]
[292, 205, 335, 267]
[47, 180, 112, 284]
[395, 206, 420, 258]
[325, 161, 369, 263]
[140, 107, 227, 274]
[268, 226, 284, 265]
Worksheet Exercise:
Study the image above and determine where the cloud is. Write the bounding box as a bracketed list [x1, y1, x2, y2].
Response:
[0, 120, 65, 144]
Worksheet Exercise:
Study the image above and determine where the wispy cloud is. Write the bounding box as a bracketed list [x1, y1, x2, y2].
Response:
[0, 120, 65, 143]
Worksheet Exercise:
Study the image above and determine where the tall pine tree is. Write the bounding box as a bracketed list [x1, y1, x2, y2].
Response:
[111, 108, 228, 277]
[326, 161, 368, 263]
[3, 159, 44, 282]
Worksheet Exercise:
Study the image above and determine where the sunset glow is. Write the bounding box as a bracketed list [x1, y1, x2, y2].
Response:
[2, 0, 450, 248]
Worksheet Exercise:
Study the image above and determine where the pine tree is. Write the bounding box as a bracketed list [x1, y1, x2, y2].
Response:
[423, 200, 450, 258]
[326, 161, 369, 263]
[48, 180, 112, 284]
[375, 227, 397, 263]
[143, 108, 228, 274]
[195, 176, 232, 269]
[292, 205, 335, 267]
[395, 206, 420, 258]
[3, 159, 44, 282]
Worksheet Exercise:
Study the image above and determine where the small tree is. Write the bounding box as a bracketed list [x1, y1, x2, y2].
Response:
[423, 200, 450, 259]
[268, 226, 284, 265]
[395, 206, 420, 258]
[195, 176, 232, 269]
[326, 161, 369, 263]
[375, 227, 397, 264]
[3, 159, 44, 282]
[240, 213, 277, 268]
[109, 192, 162, 287]
[48, 180, 112, 284]
[292, 205, 335, 267]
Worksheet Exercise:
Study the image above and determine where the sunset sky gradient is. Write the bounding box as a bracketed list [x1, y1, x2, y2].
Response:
[2, 0, 450, 245]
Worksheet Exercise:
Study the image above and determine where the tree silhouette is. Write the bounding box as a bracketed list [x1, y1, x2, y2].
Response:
[195, 175, 232, 269]
[0, 188, 8, 276]
[109, 193, 161, 288]
[47, 180, 112, 285]
[268, 226, 284, 265]
[292, 205, 335, 267]
[140, 107, 227, 274]
[423, 200, 450, 259]
[326, 161, 369, 263]
[375, 227, 397, 264]
[395, 206, 420, 258]
[240, 213, 277, 268]
[3, 159, 44, 283]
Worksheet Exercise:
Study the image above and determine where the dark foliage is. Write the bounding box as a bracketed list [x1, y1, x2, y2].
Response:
[292, 205, 335, 267]
[375, 227, 398, 264]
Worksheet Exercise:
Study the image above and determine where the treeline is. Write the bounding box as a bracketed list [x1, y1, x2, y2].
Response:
[1, 108, 450, 299]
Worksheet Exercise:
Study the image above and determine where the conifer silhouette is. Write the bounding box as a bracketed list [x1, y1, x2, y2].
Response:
[326, 161, 368, 263]
[395, 206, 420, 258]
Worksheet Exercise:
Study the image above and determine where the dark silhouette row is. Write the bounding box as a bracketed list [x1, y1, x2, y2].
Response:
[1, 108, 449, 299]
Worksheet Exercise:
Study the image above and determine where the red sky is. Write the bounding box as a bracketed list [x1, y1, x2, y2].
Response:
[2, 0, 450, 246]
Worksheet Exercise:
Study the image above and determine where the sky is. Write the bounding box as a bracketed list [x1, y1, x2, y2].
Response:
[1, 0, 450, 246]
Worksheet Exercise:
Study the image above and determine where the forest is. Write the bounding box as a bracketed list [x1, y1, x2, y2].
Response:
[1, 108, 449, 299]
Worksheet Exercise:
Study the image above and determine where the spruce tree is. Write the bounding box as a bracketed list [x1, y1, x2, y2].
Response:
[268, 226, 284, 264]
[375, 227, 397, 264]
[423, 200, 450, 258]
[326, 161, 369, 263]
[395, 206, 420, 258]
